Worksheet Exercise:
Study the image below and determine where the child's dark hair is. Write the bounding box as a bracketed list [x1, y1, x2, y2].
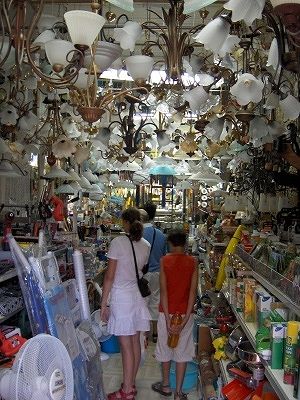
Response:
[167, 229, 187, 247]
[142, 201, 157, 221]
[122, 207, 143, 241]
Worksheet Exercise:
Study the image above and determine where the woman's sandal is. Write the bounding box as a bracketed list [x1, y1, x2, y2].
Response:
[121, 383, 137, 396]
[107, 388, 135, 400]
[174, 392, 188, 400]
[152, 333, 158, 343]
[151, 382, 172, 396]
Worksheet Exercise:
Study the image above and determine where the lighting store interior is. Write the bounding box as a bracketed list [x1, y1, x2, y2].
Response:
[0, 0, 300, 399]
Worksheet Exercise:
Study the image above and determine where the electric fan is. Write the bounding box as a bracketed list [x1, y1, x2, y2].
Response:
[0, 333, 74, 400]
[91, 309, 112, 361]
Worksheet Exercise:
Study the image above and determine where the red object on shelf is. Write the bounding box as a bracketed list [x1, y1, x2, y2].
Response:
[222, 379, 254, 400]
[0, 331, 27, 357]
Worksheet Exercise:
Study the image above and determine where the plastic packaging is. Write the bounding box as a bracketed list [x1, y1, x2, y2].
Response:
[283, 321, 299, 384]
[167, 312, 182, 348]
[73, 250, 91, 322]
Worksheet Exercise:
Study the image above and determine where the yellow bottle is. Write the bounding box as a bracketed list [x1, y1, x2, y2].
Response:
[167, 312, 183, 348]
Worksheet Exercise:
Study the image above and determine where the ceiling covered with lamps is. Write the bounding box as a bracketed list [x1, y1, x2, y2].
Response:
[0, 0, 299, 202]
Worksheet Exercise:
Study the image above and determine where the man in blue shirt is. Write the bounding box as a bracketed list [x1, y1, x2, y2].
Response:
[142, 202, 167, 342]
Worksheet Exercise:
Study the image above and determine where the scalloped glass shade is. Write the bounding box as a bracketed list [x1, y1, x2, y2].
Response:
[45, 40, 75, 68]
[114, 21, 142, 51]
[184, 0, 218, 14]
[105, 0, 134, 12]
[183, 86, 209, 112]
[64, 10, 106, 48]
[55, 184, 76, 194]
[43, 165, 72, 179]
[224, 0, 266, 25]
[0, 160, 20, 177]
[194, 17, 230, 54]
[73, 68, 94, 89]
[125, 55, 154, 80]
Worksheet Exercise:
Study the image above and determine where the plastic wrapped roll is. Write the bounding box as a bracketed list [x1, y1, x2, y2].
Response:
[73, 249, 91, 322]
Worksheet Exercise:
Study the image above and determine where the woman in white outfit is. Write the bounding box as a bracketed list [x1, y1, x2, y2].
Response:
[100, 207, 151, 400]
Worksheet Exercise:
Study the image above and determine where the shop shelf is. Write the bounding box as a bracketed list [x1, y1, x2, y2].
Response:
[0, 268, 17, 283]
[219, 358, 232, 385]
[0, 306, 24, 324]
[236, 246, 300, 318]
[231, 307, 294, 400]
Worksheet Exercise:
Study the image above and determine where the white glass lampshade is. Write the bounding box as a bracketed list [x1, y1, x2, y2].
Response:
[45, 40, 75, 69]
[68, 168, 82, 182]
[0, 138, 11, 155]
[0, 160, 20, 177]
[114, 21, 142, 51]
[280, 94, 300, 120]
[73, 68, 93, 89]
[64, 10, 106, 48]
[184, 0, 218, 14]
[85, 53, 118, 73]
[83, 169, 98, 183]
[224, 0, 266, 25]
[125, 55, 154, 81]
[105, 0, 134, 12]
[55, 184, 76, 194]
[230, 73, 264, 105]
[266, 38, 279, 69]
[183, 86, 209, 112]
[43, 165, 72, 179]
[70, 181, 82, 191]
[33, 29, 56, 48]
[80, 176, 93, 189]
[194, 17, 231, 55]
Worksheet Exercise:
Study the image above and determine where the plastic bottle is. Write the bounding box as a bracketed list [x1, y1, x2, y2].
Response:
[283, 321, 299, 385]
[167, 312, 183, 348]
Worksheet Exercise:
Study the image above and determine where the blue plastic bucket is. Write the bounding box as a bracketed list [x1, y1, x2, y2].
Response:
[169, 361, 198, 391]
[101, 335, 120, 353]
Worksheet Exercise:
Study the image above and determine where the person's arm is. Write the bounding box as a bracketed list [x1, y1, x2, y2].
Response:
[100, 258, 117, 322]
[159, 258, 171, 331]
[181, 262, 198, 328]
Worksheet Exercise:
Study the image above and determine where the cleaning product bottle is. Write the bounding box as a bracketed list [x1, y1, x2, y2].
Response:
[167, 312, 182, 348]
[293, 331, 300, 398]
[284, 321, 299, 384]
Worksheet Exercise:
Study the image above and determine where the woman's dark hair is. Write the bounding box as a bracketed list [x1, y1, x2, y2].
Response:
[167, 229, 187, 247]
[142, 201, 157, 221]
[122, 207, 143, 241]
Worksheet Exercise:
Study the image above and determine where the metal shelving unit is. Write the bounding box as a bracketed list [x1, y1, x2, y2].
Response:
[0, 307, 24, 324]
[231, 308, 293, 400]
[0, 268, 17, 283]
[236, 245, 300, 317]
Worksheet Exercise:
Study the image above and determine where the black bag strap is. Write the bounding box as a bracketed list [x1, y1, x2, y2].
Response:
[149, 227, 156, 256]
[127, 235, 139, 282]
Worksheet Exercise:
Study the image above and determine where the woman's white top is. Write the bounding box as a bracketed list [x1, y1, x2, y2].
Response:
[107, 235, 150, 289]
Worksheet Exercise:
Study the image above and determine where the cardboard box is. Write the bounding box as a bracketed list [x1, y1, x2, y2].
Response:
[197, 324, 214, 356]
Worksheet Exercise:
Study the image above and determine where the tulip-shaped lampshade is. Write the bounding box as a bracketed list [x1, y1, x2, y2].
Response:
[194, 16, 230, 55]
[183, 86, 209, 112]
[73, 68, 94, 89]
[224, 0, 266, 25]
[45, 40, 75, 73]
[184, 0, 218, 14]
[125, 55, 154, 85]
[105, 0, 134, 12]
[64, 10, 106, 49]
[114, 21, 142, 51]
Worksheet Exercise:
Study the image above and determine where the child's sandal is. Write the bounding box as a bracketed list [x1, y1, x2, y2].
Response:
[107, 388, 135, 400]
[174, 392, 188, 400]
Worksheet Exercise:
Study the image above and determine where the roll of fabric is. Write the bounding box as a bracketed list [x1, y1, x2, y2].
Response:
[73, 249, 91, 322]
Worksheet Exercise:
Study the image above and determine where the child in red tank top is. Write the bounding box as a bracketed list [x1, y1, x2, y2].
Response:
[151, 229, 198, 400]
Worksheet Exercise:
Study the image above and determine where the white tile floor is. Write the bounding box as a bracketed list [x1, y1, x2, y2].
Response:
[102, 342, 201, 400]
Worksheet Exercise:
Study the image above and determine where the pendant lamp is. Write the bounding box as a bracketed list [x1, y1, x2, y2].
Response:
[184, 0, 218, 14]
[105, 0, 134, 12]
